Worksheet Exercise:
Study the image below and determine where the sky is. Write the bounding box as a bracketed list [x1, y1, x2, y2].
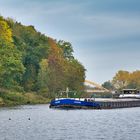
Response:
[0, 0, 140, 84]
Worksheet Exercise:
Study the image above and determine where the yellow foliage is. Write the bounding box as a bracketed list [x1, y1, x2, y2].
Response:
[113, 70, 140, 89]
[0, 20, 13, 47]
[112, 70, 130, 89]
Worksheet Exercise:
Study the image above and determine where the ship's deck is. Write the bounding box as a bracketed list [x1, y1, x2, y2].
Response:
[55, 98, 140, 102]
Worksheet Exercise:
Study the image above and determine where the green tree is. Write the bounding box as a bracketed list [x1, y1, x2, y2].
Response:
[0, 16, 86, 96]
[37, 59, 49, 94]
[10, 22, 49, 91]
[0, 47, 25, 89]
[66, 59, 86, 92]
[102, 81, 114, 90]
[57, 40, 74, 59]
[0, 19, 25, 89]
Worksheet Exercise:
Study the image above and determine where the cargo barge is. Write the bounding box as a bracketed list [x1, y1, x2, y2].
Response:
[49, 89, 140, 109]
[49, 98, 140, 109]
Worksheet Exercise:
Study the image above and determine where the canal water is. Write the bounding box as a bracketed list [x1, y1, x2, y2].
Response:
[0, 105, 140, 140]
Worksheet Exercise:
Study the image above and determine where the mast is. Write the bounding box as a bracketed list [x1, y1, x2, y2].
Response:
[66, 87, 69, 98]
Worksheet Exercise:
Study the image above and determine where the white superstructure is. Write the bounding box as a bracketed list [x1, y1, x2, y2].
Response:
[119, 89, 140, 98]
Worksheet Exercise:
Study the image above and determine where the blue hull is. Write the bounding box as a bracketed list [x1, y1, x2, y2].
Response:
[50, 98, 101, 109]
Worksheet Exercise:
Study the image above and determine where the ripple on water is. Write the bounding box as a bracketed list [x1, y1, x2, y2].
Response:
[0, 105, 140, 140]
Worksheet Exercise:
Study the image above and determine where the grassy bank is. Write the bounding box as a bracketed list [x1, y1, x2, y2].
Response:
[0, 91, 51, 107]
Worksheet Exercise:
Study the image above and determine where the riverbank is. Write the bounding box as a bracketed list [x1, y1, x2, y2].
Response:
[0, 91, 50, 107]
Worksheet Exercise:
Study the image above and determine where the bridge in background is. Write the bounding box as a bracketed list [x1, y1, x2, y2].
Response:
[84, 80, 109, 93]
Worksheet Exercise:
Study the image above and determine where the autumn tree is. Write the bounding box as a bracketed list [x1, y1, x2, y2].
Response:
[0, 18, 25, 89]
[46, 38, 67, 96]
[0, 18, 13, 47]
[127, 71, 140, 89]
[0, 16, 86, 97]
[112, 70, 130, 89]
[110, 70, 140, 90]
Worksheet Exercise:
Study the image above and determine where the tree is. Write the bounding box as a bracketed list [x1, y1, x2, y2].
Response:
[0, 19, 25, 89]
[0, 19, 13, 47]
[37, 59, 49, 94]
[112, 70, 130, 89]
[57, 40, 74, 59]
[0, 16, 86, 96]
[65, 59, 86, 92]
[102, 81, 114, 90]
[110, 70, 140, 90]
[46, 38, 66, 96]
[0, 47, 25, 89]
[10, 22, 49, 91]
[127, 71, 140, 89]
[36, 38, 86, 98]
